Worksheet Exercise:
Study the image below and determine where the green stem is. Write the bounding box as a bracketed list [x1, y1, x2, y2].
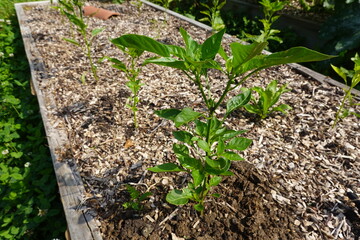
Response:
[133, 109, 138, 128]
[229, 68, 262, 92]
[183, 70, 210, 108]
[332, 89, 351, 128]
[84, 35, 99, 81]
[212, 74, 234, 113]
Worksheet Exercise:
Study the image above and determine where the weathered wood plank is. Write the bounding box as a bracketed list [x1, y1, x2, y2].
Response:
[15, 2, 102, 240]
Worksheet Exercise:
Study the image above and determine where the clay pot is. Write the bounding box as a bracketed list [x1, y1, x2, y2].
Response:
[83, 6, 120, 20]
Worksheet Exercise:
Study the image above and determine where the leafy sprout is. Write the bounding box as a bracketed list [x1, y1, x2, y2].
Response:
[56, 0, 103, 82]
[199, 0, 226, 32]
[331, 53, 360, 127]
[122, 185, 152, 211]
[243, 80, 292, 119]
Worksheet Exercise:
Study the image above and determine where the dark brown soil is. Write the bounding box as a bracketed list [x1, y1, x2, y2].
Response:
[98, 161, 301, 240]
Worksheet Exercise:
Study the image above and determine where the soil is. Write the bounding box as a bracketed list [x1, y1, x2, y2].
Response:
[20, 1, 359, 239]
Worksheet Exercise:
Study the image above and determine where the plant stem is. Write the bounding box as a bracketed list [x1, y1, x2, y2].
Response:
[84, 36, 99, 81]
[133, 109, 138, 128]
[332, 88, 351, 127]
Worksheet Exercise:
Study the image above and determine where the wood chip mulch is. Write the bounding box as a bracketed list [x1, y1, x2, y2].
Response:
[22, 1, 359, 239]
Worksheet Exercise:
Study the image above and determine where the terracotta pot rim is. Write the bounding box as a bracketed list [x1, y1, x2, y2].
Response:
[83, 6, 120, 20]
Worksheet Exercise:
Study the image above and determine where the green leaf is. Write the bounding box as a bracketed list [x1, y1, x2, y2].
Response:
[195, 120, 207, 137]
[3, 95, 20, 105]
[111, 34, 170, 57]
[107, 57, 127, 72]
[194, 203, 204, 212]
[221, 171, 234, 176]
[230, 41, 267, 70]
[166, 188, 192, 205]
[63, 38, 80, 46]
[173, 131, 193, 144]
[155, 109, 181, 121]
[10, 173, 23, 180]
[205, 157, 231, 175]
[139, 192, 152, 201]
[218, 46, 229, 61]
[91, 28, 104, 37]
[126, 185, 139, 199]
[239, 47, 335, 74]
[166, 45, 186, 58]
[226, 137, 252, 151]
[201, 29, 225, 60]
[226, 89, 251, 114]
[173, 144, 201, 170]
[209, 176, 222, 186]
[197, 139, 210, 153]
[179, 155, 201, 170]
[331, 64, 348, 82]
[148, 163, 184, 172]
[192, 169, 205, 187]
[174, 108, 202, 127]
[199, 17, 210, 22]
[173, 143, 190, 157]
[68, 13, 86, 31]
[221, 151, 244, 161]
[10, 152, 23, 158]
[179, 27, 200, 59]
[144, 57, 187, 70]
[271, 104, 292, 114]
[58, 0, 74, 12]
[244, 104, 262, 116]
[222, 130, 247, 140]
[217, 139, 225, 155]
[10, 226, 19, 235]
[211, 193, 221, 198]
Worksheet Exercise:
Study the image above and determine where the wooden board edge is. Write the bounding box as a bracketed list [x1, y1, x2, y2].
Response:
[15, 2, 103, 240]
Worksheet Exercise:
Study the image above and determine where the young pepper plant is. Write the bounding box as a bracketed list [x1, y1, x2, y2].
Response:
[243, 80, 292, 119]
[105, 40, 145, 128]
[331, 53, 360, 127]
[243, 0, 286, 45]
[112, 27, 334, 213]
[122, 185, 152, 211]
[57, 0, 103, 82]
[199, 0, 226, 32]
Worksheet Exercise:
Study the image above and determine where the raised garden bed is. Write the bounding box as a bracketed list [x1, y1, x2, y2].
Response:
[16, 1, 360, 239]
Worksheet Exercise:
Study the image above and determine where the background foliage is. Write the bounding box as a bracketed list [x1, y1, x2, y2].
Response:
[147, 0, 360, 88]
[0, 0, 66, 239]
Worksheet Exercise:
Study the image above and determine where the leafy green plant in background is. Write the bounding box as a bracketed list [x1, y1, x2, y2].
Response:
[331, 53, 360, 127]
[122, 185, 152, 211]
[112, 0, 126, 4]
[199, 0, 226, 32]
[243, 80, 292, 119]
[243, 0, 285, 45]
[316, 0, 360, 81]
[1, 1, 66, 238]
[105, 40, 146, 128]
[296, 0, 358, 11]
[56, 0, 103, 82]
[130, 0, 143, 12]
[153, 0, 174, 9]
[298, 0, 329, 11]
[112, 23, 333, 213]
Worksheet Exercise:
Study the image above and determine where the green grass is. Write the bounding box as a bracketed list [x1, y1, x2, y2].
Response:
[0, 0, 66, 239]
